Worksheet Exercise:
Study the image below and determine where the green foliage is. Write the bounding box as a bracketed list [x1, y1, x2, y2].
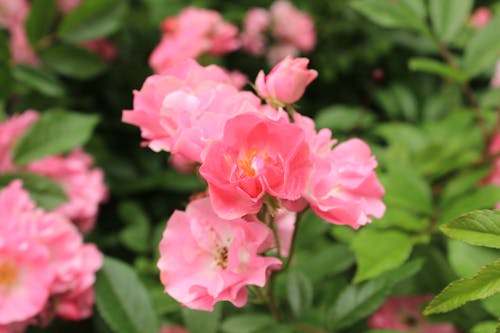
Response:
[441, 210, 500, 249]
[40, 44, 107, 79]
[13, 109, 99, 165]
[463, 17, 500, 76]
[95, 257, 159, 333]
[12, 65, 64, 97]
[182, 306, 221, 333]
[424, 258, 500, 315]
[429, 0, 473, 43]
[286, 270, 314, 317]
[220, 314, 275, 333]
[25, 0, 57, 46]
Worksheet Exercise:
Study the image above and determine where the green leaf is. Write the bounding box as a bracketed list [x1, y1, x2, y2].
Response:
[12, 65, 64, 97]
[12, 109, 99, 165]
[424, 258, 500, 315]
[58, 0, 127, 43]
[463, 17, 500, 76]
[25, 0, 57, 46]
[314, 105, 375, 131]
[287, 270, 313, 318]
[182, 305, 221, 333]
[351, 228, 414, 283]
[375, 207, 429, 232]
[448, 240, 500, 278]
[0, 172, 67, 210]
[429, 0, 472, 42]
[327, 260, 423, 330]
[441, 210, 500, 249]
[220, 314, 274, 333]
[350, 0, 430, 36]
[95, 257, 159, 333]
[482, 293, 500, 317]
[40, 44, 106, 79]
[471, 321, 498, 333]
[440, 168, 490, 207]
[118, 202, 150, 253]
[409, 57, 468, 83]
[380, 164, 433, 215]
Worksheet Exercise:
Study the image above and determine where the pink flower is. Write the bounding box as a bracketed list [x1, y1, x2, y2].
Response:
[491, 60, 500, 88]
[55, 287, 95, 321]
[0, 0, 29, 28]
[0, 321, 29, 333]
[470, 7, 492, 29]
[160, 325, 188, 333]
[270, 0, 315, 52]
[27, 150, 108, 232]
[256, 56, 318, 105]
[57, 0, 82, 13]
[240, 8, 271, 56]
[157, 198, 281, 311]
[123, 59, 267, 164]
[0, 181, 54, 325]
[266, 43, 299, 66]
[82, 39, 118, 62]
[8, 23, 39, 65]
[149, 7, 239, 73]
[293, 114, 385, 228]
[306, 138, 385, 229]
[225, 69, 248, 90]
[369, 296, 461, 333]
[199, 113, 311, 219]
[0, 180, 103, 327]
[0, 110, 39, 172]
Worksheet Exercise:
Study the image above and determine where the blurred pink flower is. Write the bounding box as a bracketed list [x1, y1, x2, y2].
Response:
[57, 0, 82, 14]
[199, 113, 311, 219]
[55, 287, 96, 321]
[123, 59, 268, 164]
[241, 8, 271, 56]
[270, 0, 315, 52]
[256, 56, 318, 105]
[369, 296, 460, 333]
[0, 181, 54, 325]
[0, 111, 107, 232]
[470, 7, 492, 29]
[82, 39, 118, 62]
[27, 150, 108, 232]
[0, 0, 29, 28]
[225, 69, 248, 89]
[266, 43, 299, 66]
[274, 208, 296, 257]
[0, 180, 103, 328]
[0, 110, 39, 172]
[8, 23, 39, 65]
[157, 198, 281, 311]
[150, 7, 239, 73]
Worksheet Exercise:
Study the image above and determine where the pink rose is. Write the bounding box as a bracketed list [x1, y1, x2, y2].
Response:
[470, 7, 492, 29]
[0, 183, 54, 325]
[270, 0, 315, 52]
[199, 113, 311, 219]
[157, 198, 281, 311]
[369, 296, 461, 333]
[149, 7, 239, 73]
[27, 150, 108, 232]
[123, 59, 266, 164]
[266, 43, 299, 66]
[256, 56, 318, 105]
[240, 8, 271, 56]
[0, 0, 29, 28]
[8, 23, 39, 65]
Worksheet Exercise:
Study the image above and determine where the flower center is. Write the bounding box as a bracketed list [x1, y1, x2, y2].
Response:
[215, 246, 228, 269]
[237, 149, 265, 177]
[0, 261, 18, 288]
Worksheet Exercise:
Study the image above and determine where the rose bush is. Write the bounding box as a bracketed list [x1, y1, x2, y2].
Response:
[1, 0, 500, 333]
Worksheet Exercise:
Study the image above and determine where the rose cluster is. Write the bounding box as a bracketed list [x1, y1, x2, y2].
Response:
[123, 55, 385, 310]
[0, 111, 107, 332]
[149, 1, 315, 74]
